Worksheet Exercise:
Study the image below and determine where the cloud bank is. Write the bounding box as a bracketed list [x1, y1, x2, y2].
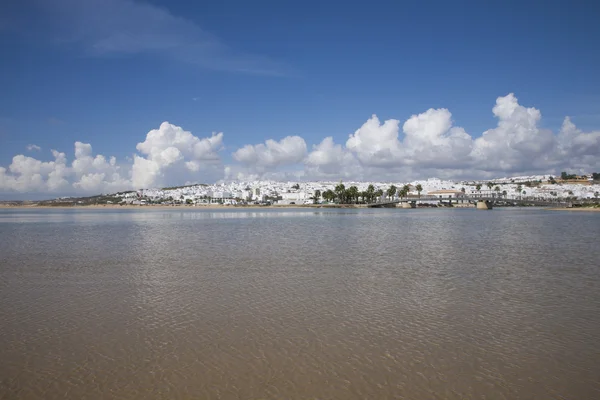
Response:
[1, 122, 224, 195]
[1, 94, 599, 196]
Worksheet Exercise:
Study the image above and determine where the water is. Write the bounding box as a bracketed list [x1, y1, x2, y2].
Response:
[1, 207, 599, 399]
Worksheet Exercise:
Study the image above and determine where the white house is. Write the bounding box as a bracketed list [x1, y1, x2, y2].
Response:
[427, 190, 464, 198]
[278, 191, 309, 205]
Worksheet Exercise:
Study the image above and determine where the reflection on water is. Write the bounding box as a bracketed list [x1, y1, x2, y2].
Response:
[1, 208, 599, 399]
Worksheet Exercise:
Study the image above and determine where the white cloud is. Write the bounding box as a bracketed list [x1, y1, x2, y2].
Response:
[346, 115, 402, 166]
[0, 141, 128, 194]
[555, 116, 600, 171]
[132, 122, 224, 188]
[71, 142, 130, 193]
[305, 137, 358, 178]
[233, 136, 307, 169]
[26, 144, 41, 152]
[2, 94, 600, 195]
[471, 93, 556, 173]
[402, 108, 473, 168]
[1, 150, 70, 193]
[1, 121, 225, 195]
[231, 93, 600, 181]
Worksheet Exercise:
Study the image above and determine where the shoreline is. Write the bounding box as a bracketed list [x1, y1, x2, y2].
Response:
[0, 203, 365, 210]
[545, 207, 600, 212]
[2, 203, 599, 211]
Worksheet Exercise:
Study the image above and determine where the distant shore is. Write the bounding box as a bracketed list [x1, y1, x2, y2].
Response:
[0, 203, 365, 210]
[3, 203, 599, 211]
[546, 207, 600, 212]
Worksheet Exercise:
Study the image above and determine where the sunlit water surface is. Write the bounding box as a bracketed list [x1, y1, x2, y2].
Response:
[1, 208, 599, 399]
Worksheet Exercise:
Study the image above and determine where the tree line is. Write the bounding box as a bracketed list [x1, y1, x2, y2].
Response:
[558, 171, 600, 181]
[312, 183, 423, 204]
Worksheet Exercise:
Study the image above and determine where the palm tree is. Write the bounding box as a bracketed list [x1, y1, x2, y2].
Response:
[502, 190, 507, 198]
[415, 184, 423, 198]
[387, 185, 397, 200]
[494, 186, 500, 197]
[398, 187, 407, 199]
[347, 186, 359, 204]
[461, 187, 466, 195]
[335, 182, 346, 204]
[375, 189, 384, 201]
[312, 189, 321, 204]
[360, 191, 368, 204]
[402, 184, 411, 198]
[475, 184, 482, 196]
[487, 182, 494, 192]
[366, 184, 375, 203]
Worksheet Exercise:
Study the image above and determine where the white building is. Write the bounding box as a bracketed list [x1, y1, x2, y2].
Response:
[278, 191, 309, 205]
[427, 190, 465, 198]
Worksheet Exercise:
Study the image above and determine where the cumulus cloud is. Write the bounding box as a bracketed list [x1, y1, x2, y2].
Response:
[26, 144, 41, 152]
[232, 93, 600, 181]
[71, 141, 129, 192]
[1, 150, 70, 193]
[471, 93, 555, 172]
[2, 94, 600, 195]
[233, 136, 307, 170]
[402, 108, 473, 168]
[0, 122, 225, 195]
[132, 122, 224, 188]
[305, 137, 359, 178]
[555, 116, 600, 171]
[345, 115, 402, 166]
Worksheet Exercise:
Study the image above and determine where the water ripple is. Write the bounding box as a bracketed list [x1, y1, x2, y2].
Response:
[1, 208, 599, 399]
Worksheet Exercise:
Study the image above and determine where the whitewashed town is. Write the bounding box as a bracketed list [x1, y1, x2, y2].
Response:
[113, 172, 600, 207]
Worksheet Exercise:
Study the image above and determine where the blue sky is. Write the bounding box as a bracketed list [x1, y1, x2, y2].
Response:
[1, 0, 600, 196]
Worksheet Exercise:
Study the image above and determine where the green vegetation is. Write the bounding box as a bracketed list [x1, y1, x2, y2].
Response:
[398, 184, 410, 199]
[161, 184, 207, 190]
[347, 186, 359, 203]
[415, 184, 423, 198]
[387, 185, 397, 199]
[312, 189, 321, 204]
[322, 189, 335, 203]
[561, 171, 578, 180]
[317, 182, 394, 204]
[36, 194, 124, 206]
[335, 182, 346, 203]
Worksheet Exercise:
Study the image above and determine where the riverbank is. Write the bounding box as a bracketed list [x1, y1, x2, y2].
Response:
[546, 207, 600, 212]
[0, 203, 365, 210]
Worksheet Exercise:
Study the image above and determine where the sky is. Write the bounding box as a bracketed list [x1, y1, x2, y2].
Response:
[1, 0, 600, 198]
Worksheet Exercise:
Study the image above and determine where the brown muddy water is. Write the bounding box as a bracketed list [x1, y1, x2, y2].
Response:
[1, 208, 599, 399]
